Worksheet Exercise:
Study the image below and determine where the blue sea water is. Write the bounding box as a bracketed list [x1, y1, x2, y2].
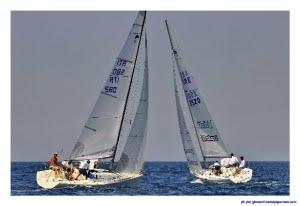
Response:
[11, 161, 289, 195]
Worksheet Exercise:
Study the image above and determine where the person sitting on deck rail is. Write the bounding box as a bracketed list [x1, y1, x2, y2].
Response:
[234, 156, 247, 176]
[239, 156, 246, 168]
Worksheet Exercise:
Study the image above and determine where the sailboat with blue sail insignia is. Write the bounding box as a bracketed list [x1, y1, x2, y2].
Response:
[37, 11, 149, 189]
[165, 19, 252, 183]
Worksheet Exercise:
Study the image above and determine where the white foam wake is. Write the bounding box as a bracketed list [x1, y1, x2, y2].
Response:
[190, 179, 204, 184]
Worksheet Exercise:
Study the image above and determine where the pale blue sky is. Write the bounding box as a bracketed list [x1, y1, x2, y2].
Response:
[11, 11, 289, 161]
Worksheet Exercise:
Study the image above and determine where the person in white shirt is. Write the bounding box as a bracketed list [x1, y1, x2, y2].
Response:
[80, 160, 90, 170]
[229, 153, 239, 167]
[79, 160, 90, 179]
[239, 156, 246, 168]
[234, 156, 246, 176]
[88, 159, 99, 170]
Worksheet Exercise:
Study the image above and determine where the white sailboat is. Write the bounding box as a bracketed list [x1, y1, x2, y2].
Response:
[37, 11, 149, 189]
[166, 20, 252, 183]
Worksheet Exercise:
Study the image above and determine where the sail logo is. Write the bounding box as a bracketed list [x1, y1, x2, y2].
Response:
[197, 120, 214, 129]
[200, 134, 219, 142]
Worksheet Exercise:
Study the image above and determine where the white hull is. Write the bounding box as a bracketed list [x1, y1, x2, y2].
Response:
[36, 169, 142, 189]
[195, 167, 253, 184]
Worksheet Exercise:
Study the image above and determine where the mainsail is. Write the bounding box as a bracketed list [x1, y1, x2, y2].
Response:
[69, 11, 146, 160]
[165, 20, 230, 162]
[173, 69, 202, 175]
[116, 32, 149, 174]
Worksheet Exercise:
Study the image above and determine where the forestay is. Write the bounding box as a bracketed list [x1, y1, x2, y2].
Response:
[165, 20, 230, 160]
[173, 69, 202, 175]
[116, 32, 149, 174]
[69, 11, 147, 160]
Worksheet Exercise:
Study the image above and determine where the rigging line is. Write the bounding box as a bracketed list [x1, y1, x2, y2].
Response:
[111, 12, 147, 168]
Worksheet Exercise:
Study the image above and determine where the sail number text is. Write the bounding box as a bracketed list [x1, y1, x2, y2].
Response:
[103, 58, 128, 94]
[189, 97, 201, 106]
[115, 58, 127, 67]
[197, 120, 214, 129]
[104, 86, 117, 93]
[180, 71, 191, 85]
[185, 89, 201, 106]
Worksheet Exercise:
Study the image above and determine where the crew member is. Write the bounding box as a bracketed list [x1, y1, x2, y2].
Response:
[229, 153, 239, 167]
[209, 161, 220, 169]
[79, 160, 90, 179]
[239, 156, 246, 168]
[49, 153, 63, 178]
[234, 156, 246, 176]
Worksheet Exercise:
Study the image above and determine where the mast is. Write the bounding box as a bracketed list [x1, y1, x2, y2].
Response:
[111, 11, 147, 168]
[165, 19, 207, 165]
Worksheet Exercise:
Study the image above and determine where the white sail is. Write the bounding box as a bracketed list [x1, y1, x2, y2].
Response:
[69, 11, 146, 160]
[165, 20, 230, 161]
[173, 69, 202, 175]
[116, 32, 149, 174]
